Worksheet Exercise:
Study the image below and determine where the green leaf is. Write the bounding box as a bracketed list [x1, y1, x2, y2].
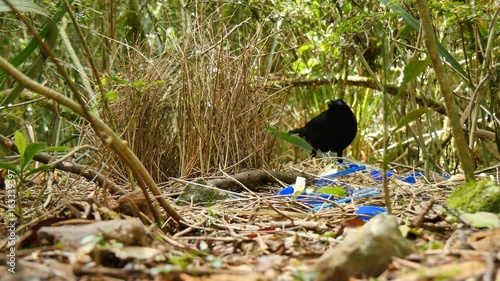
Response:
[14, 131, 27, 158]
[317, 186, 346, 196]
[286, 134, 313, 151]
[292, 60, 307, 73]
[107, 91, 117, 101]
[297, 44, 311, 55]
[306, 58, 319, 68]
[0, 0, 75, 104]
[399, 23, 415, 39]
[0, 162, 19, 174]
[435, 42, 468, 81]
[268, 125, 312, 151]
[400, 59, 429, 91]
[395, 107, 433, 131]
[23, 143, 47, 163]
[1, 19, 59, 105]
[459, 211, 500, 229]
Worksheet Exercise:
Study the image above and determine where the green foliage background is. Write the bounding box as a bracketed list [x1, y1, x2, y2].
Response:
[0, 0, 498, 180]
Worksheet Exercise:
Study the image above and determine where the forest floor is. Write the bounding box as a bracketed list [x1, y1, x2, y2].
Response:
[0, 158, 499, 281]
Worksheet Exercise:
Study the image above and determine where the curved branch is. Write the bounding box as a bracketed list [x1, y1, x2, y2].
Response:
[0, 133, 127, 195]
[0, 56, 186, 230]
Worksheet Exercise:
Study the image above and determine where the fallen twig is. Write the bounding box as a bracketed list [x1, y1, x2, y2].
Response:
[0, 133, 127, 196]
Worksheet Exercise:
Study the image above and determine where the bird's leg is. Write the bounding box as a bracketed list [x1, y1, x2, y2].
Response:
[337, 150, 343, 163]
[311, 149, 318, 165]
[311, 149, 317, 158]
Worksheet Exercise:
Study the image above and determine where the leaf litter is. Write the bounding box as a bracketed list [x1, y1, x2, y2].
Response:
[0, 157, 499, 280]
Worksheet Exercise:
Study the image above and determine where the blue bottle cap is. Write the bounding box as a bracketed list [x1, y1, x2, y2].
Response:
[355, 206, 387, 221]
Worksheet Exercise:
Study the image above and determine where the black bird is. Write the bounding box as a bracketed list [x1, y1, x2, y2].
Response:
[289, 99, 357, 161]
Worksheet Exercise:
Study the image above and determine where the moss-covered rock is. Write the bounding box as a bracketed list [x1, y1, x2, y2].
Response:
[176, 178, 229, 206]
[446, 179, 500, 213]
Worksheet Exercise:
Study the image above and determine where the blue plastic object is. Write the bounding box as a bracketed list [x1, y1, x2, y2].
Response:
[312, 189, 382, 211]
[315, 164, 366, 186]
[276, 164, 435, 210]
[276, 164, 367, 206]
[400, 172, 426, 183]
[355, 206, 387, 221]
[277, 186, 333, 205]
[370, 170, 394, 180]
[371, 170, 428, 184]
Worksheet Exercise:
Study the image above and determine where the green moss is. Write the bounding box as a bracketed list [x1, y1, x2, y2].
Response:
[176, 178, 229, 206]
[446, 179, 500, 213]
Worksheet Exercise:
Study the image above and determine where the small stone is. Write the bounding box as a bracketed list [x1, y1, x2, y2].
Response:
[177, 178, 229, 206]
[313, 214, 414, 281]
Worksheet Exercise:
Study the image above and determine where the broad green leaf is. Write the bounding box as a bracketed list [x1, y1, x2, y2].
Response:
[14, 131, 27, 158]
[23, 143, 47, 164]
[400, 59, 429, 91]
[0, 0, 48, 15]
[317, 186, 346, 196]
[395, 107, 434, 131]
[285, 134, 312, 151]
[459, 211, 500, 229]
[0, 162, 19, 174]
[268, 125, 313, 151]
[294, 137, 312, 151]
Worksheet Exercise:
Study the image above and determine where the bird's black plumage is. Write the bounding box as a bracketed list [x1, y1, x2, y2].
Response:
[289, 99, 357, 160]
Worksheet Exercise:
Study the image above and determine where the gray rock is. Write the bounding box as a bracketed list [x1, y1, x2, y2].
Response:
[313, 214, 414, 281]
